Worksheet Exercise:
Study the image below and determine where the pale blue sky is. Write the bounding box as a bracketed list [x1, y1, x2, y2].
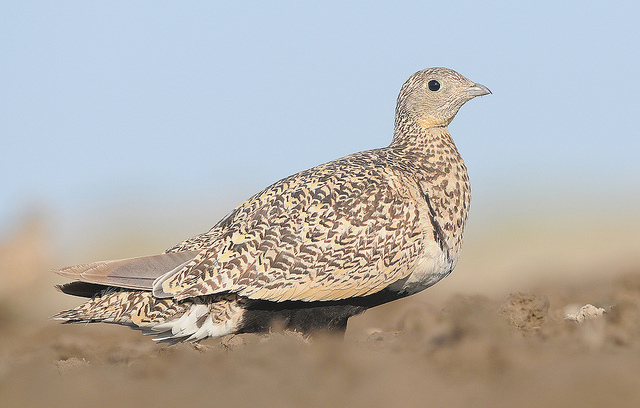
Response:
[2, 2, 639, 252]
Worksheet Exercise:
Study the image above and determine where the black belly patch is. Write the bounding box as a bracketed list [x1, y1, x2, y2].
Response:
[238, 288, 407, 336]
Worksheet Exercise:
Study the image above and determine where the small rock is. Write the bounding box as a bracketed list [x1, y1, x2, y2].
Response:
[564, 304, 605, 323]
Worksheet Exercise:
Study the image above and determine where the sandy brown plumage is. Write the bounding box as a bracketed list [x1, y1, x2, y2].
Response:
[53, 67, 490, 342]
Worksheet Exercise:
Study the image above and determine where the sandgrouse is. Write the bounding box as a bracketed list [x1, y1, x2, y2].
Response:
[53, 68, 491, 342]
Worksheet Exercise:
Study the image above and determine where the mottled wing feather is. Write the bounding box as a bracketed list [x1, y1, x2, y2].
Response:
[154, 151, 425, 302]
[52, 290, 245, 342]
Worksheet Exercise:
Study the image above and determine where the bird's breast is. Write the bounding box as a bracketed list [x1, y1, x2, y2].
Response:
[387, 236, 457, 295]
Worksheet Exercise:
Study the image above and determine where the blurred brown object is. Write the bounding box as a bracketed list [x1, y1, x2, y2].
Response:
[0, 211, 52, 300]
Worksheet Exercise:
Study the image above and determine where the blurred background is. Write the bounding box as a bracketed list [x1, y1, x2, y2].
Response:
[2, 3, 640, 407]
[1, 1, 638, 314]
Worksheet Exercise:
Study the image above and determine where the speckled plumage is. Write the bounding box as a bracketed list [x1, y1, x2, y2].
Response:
[53, 68, 490, 342]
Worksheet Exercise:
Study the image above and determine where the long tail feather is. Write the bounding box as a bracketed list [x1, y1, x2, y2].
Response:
[53, 250, 200, 290]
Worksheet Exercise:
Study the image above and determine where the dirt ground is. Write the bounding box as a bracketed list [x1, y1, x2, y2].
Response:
[1, 212, 640, 408]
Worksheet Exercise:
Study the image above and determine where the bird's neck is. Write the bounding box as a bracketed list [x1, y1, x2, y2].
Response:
[390, 114, 457, 156]
[389, 115, 468, 200]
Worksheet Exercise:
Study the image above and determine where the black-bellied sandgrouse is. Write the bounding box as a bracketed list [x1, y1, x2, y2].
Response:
[53, 68, 490, 342]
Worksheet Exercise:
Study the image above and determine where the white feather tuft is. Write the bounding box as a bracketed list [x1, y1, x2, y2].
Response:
[139, 301, 243, 342]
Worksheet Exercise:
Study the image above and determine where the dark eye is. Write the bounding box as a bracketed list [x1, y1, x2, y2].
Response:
[428, 80, 440, 91]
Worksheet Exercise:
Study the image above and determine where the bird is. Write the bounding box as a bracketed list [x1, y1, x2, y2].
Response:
[53, 67, 490, 342]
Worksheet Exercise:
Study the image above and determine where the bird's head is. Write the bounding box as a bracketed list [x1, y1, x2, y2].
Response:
[396, 67, 491, 129]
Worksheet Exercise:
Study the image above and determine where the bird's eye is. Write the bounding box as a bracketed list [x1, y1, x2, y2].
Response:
[428, 80, 441, 91]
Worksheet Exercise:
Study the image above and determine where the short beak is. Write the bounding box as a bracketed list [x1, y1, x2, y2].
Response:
[464, 83, 492, 97]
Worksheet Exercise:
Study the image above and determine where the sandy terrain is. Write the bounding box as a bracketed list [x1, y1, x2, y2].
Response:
[1, 211, 639, 408]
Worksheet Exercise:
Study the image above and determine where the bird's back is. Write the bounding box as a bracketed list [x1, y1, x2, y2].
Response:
[156, 145, 446, 302]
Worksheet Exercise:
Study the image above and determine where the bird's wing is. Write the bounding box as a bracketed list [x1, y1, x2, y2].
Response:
[153, 153, 427, 302]
[53, 250, 200, 290]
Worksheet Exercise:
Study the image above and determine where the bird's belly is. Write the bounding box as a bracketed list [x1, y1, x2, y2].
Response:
[388, 240, 456, 296]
